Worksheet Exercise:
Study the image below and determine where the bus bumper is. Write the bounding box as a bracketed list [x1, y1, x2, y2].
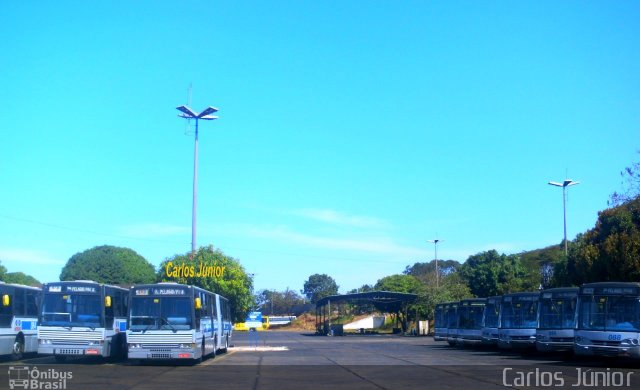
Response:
[38, 342, 106, 357]
[128, 345, 202, 360]
[574, 343, 640, 358]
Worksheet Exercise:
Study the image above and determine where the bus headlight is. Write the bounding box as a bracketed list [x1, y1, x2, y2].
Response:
[179, 343, 197, 349]
[575, 336, 583, 343]
[87, 340, 104, 346]
[39, 339, 52, 345]
[129, 343, 142, 349]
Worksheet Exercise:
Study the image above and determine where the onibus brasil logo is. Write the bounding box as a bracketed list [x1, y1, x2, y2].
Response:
[8, 366, 72, 390]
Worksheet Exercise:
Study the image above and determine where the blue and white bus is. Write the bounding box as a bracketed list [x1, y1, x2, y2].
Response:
[456, 298, 486, 346]
[574, 282, 640, 358]
[127, 283, 232, 363]
[446, 301, 459, 346]
[433, 303, 447, 341]
[38, 281, 128, 362]
[481, 296, 501, 345]
[535, 287, 578, 353]
[498, 292, 539, 349]
[0, 282, 40, 360]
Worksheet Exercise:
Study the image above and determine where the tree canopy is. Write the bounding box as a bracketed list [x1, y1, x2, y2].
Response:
[158, 246, 254, 322]
[459, 250, 533, 297]
[60, 245, 156, 284]
[302, 273, 338, 304]
[3, 272, 40, 287]
[563, 196, 640, 284]
[256, 288, 306, 315]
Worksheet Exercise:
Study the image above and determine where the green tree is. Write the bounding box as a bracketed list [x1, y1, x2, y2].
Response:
[302, 274, 338, 304]
[404, 259, 461, 286]
[3, 272, 40, 286]
[459, 250, 532, 297]
[60, 245, 155, 284]
[567, 196, 640, 283]
[0, 261, 7, 281]
[375, 274, 424, 294]
[158, 246, 254, 322]
[256, 288, 305, 315]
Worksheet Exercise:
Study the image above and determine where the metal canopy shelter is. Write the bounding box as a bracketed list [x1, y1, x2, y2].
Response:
[315, 291, 418, 335]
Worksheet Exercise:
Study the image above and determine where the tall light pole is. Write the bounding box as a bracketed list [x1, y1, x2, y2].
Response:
[548, 179, 579, 256]
[427, 239, 444, 288]
[177, 105, 219, 254]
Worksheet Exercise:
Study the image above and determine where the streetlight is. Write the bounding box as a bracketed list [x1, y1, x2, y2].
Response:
[548, 179, 579, 256]
[427, 239, 444, 288]
[176, 105, 219, 253]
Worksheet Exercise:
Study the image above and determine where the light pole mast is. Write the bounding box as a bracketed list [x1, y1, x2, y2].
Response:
[427, 239, 444, 288]
[177, 105, 219, 254]
[548, 179, 579, 256]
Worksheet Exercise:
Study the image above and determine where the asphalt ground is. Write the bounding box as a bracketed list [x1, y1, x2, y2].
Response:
[1, 331, 639, 389]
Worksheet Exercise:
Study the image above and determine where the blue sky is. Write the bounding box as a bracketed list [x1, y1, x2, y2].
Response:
[1, 1, 638, 294]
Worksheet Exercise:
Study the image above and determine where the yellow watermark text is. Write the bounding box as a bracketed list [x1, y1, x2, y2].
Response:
[165, 262, 226, 279]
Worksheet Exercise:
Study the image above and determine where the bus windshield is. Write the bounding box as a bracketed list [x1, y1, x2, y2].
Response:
[459, 305, 484, 329]
[435, 306, 444, 327]
[539, 296, 576, 329]
[41, 293, 102, 328]
[130, 297, 193, 331]
[447, 306, 458, 328]
[579, 295, 640, 332]
[501, 298, 538, 329]
[484, 301, 499, 328]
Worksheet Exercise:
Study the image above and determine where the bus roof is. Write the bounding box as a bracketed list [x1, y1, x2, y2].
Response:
[43, 280, 127, 291]
[0, 281, 41, 291]
[501, 291, 539, 298]
[539, 287, 578, 294]
[580, 282, 640, 289]
[459, 298, 486, 305]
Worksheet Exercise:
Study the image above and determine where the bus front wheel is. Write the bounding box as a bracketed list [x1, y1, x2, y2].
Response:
[11, 336, 24, 360]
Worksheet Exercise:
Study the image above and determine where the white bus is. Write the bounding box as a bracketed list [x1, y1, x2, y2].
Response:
[127, 283, 232, 364]
[38, 281, 128, 362]
[498, 292, 539, 349]
[481, 296, 501, 345]
[535, 287, 578, 353]
[433, 303, 447, 341]
[574, 282, 640, 358]
[446, 301, 459, 346]
[456, 298, 486, 346]
[0, 282, 40, 360]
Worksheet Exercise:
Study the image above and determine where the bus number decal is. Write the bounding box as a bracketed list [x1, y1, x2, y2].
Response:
[608, 334, 622, 341]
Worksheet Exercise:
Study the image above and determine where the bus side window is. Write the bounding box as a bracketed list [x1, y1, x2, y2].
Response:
[26, 290, 38, 317]
[208, 297, 214, 319]
[14, 289, 25, 317]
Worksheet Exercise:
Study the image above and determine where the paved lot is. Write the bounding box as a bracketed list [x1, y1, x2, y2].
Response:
[2, 332, 639, 389]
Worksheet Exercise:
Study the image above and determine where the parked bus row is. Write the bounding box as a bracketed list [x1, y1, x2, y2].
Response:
[434, 282, 640, 359]
[0, 280, 232, 364]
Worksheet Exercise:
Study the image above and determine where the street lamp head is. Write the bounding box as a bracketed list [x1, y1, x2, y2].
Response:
[176, 105, 219, 120]
[197, 106, 219, 118]
[176, 105, 198, 118]
[548, 180, 579, 188]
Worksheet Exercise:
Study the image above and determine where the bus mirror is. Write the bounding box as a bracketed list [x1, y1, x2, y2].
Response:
[195, 297, 202, 310]
[2, 295, 9, 307]
[105, 296, 112, 308]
